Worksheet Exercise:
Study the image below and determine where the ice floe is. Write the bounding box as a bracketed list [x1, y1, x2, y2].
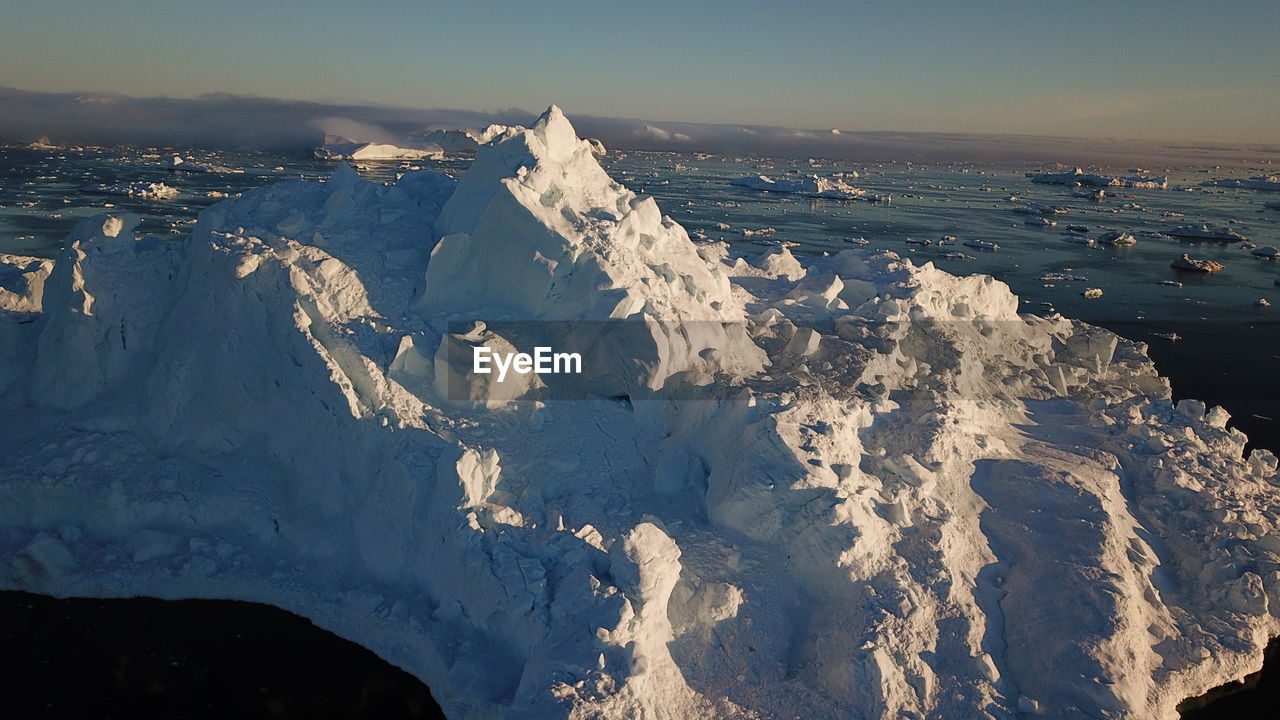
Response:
[731, 174, 884, 201]
[1165, 224, 1249, 242]
[1030, 167, 1168, 189]
[83, 181, 179, 200]
[1202, 175, 1280, 192]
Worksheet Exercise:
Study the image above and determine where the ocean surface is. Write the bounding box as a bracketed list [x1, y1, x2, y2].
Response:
[3, 142, 1278, 448]
[2, 143, 1279, 716]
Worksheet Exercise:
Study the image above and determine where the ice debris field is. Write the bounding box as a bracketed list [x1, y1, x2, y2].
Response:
[3, 107, 1280, 719]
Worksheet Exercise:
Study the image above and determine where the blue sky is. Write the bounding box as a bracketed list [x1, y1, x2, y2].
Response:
[1, 0, 1277, 143]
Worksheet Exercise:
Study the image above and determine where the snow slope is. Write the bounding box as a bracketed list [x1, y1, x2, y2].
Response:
[3, 106, 1280, 720]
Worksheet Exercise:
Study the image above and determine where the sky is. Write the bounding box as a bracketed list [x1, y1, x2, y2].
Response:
[1, 0, 1278, 144]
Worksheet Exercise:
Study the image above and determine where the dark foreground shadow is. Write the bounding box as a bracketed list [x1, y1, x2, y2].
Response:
[1179, 637, 1280, 719]
[0, 590, 445, 719]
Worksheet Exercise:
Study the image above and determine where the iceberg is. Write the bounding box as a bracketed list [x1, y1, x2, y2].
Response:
[166, 154, 243, 174]
[731, 174, 884, 201]
[314, 140, 444, 161]
[1099, 230, 1137, 246]
[1030, 167, 1168, 189]
[1013, 202, 1069, 215]
[414, 124, 511, 153]
[83, 181, 179, 200]
[4, 106, 1280, 720]
[1171, 253, 1225, 272]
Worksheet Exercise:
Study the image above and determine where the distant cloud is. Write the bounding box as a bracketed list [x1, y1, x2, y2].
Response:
[638, 124, 692, 143]
[0, 86, 1275, 167]
[308, 116, 397, 144]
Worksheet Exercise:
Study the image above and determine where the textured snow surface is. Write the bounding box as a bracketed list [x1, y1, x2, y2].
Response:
[4, 106, 1280, 720]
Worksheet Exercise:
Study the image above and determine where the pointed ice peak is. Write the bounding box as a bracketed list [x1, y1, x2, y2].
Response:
[328, 161, 363, 188]
[434, 104, 612, 240]
[530, 104, 579, 162]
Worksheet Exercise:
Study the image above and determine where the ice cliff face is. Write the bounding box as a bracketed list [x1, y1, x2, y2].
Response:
[3, 107, 1280, 720]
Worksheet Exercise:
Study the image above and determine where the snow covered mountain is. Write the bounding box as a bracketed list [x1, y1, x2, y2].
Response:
[3, 106, 1279, 719]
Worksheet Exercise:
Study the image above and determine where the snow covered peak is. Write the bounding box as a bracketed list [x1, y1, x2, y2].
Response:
[422, 106, 764, 388]
[529, 104, 578, 161]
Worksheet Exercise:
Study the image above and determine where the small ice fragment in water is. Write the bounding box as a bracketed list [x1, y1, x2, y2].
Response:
[1100, 231, 1137, 246]
[963, 239, 1000, 250]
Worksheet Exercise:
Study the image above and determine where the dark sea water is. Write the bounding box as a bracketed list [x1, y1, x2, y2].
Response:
[0, 590, 444, 719]
[2, 142, 1278, 717]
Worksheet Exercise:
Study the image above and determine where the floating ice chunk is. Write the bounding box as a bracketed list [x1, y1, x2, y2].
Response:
[166, 154, 243, 174]
[315, 141, 443, 161]
[1099, 231, 1137, 246]
[1030, 167, 1167, 189]
[1164, 224, 1248, 242]
[731, 174, 883, 201]
[1171, 253, 1224, 272]
[84, 181, 178, 200]
[1014, 202, 1069, 215]
[1201, 174, 1280, 191]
